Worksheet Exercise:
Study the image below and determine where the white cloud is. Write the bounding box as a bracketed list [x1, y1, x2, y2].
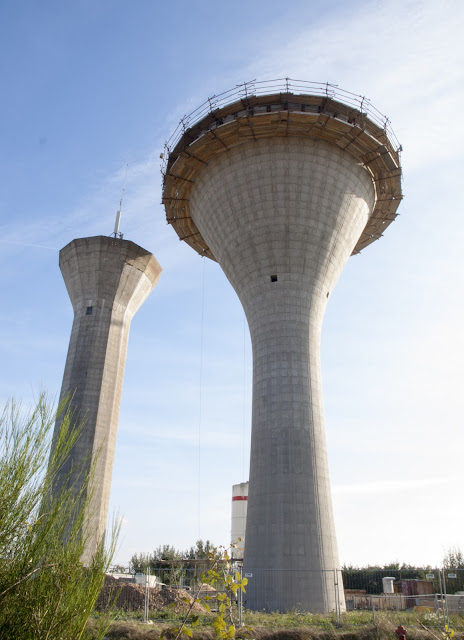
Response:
[237, 0, 464, 173]
[333, 476, 448, 495]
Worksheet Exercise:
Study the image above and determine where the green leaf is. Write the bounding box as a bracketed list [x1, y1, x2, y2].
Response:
[183, 627, 193, 638]
[214, 618, 226, 630]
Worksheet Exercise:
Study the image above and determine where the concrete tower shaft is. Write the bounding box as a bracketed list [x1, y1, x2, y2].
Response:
[190, 137, 374, 612]
[54, 236, 161, 560]
[162, 82, 402, 613]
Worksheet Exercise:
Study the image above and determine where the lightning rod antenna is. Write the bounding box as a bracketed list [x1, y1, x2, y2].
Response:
[112, 163, 128, 239]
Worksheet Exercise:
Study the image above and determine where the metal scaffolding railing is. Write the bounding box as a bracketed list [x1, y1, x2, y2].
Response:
[161, 77, 401, 175]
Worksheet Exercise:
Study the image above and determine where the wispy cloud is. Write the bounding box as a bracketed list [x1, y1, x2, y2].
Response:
[333, 477, 448, 495]
[237, 0, 464, 173]
[0, 240, 59, 251]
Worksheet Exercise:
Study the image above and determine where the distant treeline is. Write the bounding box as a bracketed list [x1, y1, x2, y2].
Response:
[118, 545, 464, 594]
[118, 540, 220, 587]
[343, 549, 464, 594]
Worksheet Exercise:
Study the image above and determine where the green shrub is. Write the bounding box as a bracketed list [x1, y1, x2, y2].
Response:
[0, 394, 118, 639]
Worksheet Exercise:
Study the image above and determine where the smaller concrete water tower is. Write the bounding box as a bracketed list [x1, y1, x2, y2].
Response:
[51, 235, 161, 561]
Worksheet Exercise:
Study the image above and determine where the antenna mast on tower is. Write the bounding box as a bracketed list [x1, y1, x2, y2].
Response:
[112, 163, 128, 239]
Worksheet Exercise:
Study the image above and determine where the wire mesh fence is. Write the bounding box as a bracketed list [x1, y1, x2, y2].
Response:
[101, 565, 464, 629]
[98, 565, 240, 614]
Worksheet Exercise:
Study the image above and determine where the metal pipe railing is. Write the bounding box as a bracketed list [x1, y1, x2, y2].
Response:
[161, 77, 401, 176]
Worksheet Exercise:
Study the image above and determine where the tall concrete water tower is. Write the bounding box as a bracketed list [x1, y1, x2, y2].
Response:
[162, 80, 402, 612]
[52, 235, 161, 561]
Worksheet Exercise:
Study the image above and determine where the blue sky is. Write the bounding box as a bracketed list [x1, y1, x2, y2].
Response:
[1, 0, 464, 568]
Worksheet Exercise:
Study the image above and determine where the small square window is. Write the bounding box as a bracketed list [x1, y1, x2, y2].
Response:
[270, 275, 278, 283]
[86, 306, 93, 315]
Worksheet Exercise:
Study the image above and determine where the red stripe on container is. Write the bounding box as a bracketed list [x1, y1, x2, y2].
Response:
[232, 496, 248, 501]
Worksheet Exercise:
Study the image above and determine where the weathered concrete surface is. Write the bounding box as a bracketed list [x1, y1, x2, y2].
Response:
[52, 236, 161, 561]
[162, 88, 403, 613]
[188, 137, 375, 612]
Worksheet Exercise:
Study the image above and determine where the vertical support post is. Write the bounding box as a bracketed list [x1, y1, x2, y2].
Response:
[334, 569, 341, 624]
[238, 564, 243, 626]
[443, 569, 449, 627]
[144, 566, 150, 623]
[438, 570, 446, 627]
[371, 595, 375, 625]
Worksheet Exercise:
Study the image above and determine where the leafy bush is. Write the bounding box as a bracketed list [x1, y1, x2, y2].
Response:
[0, 394, 118, 639]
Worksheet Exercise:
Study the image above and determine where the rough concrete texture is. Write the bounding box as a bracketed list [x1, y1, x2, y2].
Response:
[52, 236, 161, 561]
[189, 137, 375, 613]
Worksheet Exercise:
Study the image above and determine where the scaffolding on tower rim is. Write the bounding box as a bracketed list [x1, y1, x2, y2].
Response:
[160, 77, 402, 177]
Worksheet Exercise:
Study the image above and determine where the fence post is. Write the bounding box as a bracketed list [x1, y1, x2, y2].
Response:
[238, 564, 243, 626]
[371, 594, 375, 625]
[443, 569, 449, 627]
[438, 569, 444, 623]
[334, 569, 341, 625]
[143, 566, 150, 623]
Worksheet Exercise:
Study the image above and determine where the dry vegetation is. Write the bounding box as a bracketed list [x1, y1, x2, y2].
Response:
[87, 612, 463, 640]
